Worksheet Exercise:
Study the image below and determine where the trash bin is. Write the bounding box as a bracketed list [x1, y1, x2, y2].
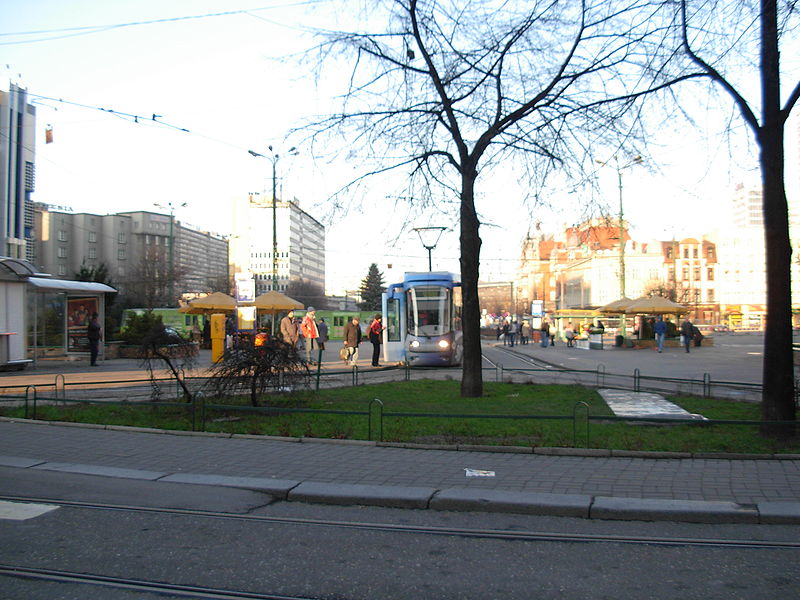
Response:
[615, 335, 624, 347]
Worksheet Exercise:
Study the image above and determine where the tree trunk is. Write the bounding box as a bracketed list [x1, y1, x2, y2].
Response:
[759, 138, 795, 438]
[758, 0, 796, 438]
[460, 167, 483, 397]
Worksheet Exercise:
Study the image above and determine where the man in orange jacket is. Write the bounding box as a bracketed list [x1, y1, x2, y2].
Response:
[301, 307, 320, 363]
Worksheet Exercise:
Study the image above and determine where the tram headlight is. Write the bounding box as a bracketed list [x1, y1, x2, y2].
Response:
[438, 339, 450, 350]
[410, 340, 420, 349]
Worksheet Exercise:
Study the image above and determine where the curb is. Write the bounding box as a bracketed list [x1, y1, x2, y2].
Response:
[3, 454, 800, 525]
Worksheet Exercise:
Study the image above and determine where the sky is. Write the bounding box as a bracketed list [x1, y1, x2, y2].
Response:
[2, 1, 797, 295]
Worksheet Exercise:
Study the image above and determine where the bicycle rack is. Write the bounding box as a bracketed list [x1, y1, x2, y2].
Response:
[53, 374, 66, 400]
[573, 401, 590, 448]
[24, 386, 37, 420]
[596, 364, 606, 387]
[368, 398, 384, 442]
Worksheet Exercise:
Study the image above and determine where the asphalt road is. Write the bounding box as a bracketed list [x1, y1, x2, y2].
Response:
[2, 467, 799, 600]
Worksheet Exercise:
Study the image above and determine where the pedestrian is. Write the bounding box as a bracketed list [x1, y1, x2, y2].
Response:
[565, 321, 575, 347]
[87, 311, 102, 366]
[693, 325, 704, 347]
[280, 309, 299, 347]
[508, 320, 518, 347]
[343, 316, 362, 365]
[202, 320, 211, 348]
[501, 321, 510, 345]
[317, 318, 328, 351]
[540, 320, 550, 348]
[368, 314, 385, 366]
[654, 316, 667, 353]
[680, 316, 694, 353]
[301, 307, 320, 363]
[520, 321, 531, 345]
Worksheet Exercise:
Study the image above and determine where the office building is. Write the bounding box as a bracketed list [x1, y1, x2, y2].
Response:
[35, 205, 228, 304]
[230, 193, 325, 296]
[1, 82, 36, 260]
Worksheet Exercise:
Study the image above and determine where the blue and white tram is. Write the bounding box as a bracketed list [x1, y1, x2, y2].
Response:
[382, 272, 463, 366]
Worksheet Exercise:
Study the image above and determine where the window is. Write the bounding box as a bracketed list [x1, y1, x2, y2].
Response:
[693, 267, 700, 280]
[58, 230, 67, 242]
[58, 265, 66, 276]
[118, 248, 126, 260]
[707, 267, 714, 281]
[118, 232, 126, 244]
[57, 247, 67, 258]
[694, 290, 701, 303]
[707, 289, 715, 302]
[682, 266, 689, 280]
[88, 231, 97, 243]
[683, 248, 689, 258]
[707, 247, 715, 259]
[88, 247, 97, 259]
[693, 248, 698, 258]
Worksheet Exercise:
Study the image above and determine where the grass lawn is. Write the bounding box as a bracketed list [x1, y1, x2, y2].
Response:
[2, 379, 797, 454]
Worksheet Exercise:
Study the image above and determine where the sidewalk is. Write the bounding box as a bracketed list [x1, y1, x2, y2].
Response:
[2, 334, 798, 524]
[491, 333, 764, 386]
[1, 418, 798, 524]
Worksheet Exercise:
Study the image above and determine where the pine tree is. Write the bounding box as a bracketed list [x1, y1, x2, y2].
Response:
[358, 263, 385, 311]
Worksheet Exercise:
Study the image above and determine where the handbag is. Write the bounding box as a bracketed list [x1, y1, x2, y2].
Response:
[339, 346, 349, 360]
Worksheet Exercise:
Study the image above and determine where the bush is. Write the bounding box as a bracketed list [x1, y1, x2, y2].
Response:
[120, 312, 165, 345]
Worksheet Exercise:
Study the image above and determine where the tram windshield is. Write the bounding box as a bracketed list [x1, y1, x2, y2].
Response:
[407, 286, 450, 337]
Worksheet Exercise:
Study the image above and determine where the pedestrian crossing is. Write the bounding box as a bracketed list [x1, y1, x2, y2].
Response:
[0, 500, 59, 521]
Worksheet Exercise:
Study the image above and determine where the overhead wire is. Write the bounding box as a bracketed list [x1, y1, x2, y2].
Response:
[0, 2, 326, 46]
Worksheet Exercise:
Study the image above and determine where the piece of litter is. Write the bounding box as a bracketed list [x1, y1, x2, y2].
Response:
[464, 468, 495, 477]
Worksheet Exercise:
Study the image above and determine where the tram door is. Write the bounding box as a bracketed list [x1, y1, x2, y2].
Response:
[382, 292, 405, 363]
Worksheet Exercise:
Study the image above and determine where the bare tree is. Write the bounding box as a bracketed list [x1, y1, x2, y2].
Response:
[305, 0, 696, 396]
[124, 246, 187, 308]
[678, 0, 799, 438]
[205, 341, 309, 407]
[286, 278, 331, 310]
[139, 324, 198, 404]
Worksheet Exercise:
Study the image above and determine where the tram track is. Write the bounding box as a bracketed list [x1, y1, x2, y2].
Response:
[2, 494, 798, 550]
[0, 564, 321, 600]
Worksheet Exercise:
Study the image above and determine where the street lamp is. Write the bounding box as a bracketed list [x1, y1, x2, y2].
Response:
[596, 154, 642, 338]
[248, 146, 298, 291]
[154, 200, 187, 305]
[413, 226, 447, 271]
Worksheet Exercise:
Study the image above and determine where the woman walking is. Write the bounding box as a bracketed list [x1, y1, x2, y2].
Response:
[368, 314, 385, 367]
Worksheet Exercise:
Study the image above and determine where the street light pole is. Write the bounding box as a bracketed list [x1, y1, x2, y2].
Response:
[154, 201, 187, 306]
[596, 155, 642, 339]
[413, 226, 447, 271]
[249, 146, 297, 292]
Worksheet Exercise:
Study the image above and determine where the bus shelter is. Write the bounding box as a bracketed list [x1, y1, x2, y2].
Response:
[0, 258, 116, 367]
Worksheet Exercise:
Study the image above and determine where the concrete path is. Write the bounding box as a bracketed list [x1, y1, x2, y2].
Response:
[598, 389, 706, 421]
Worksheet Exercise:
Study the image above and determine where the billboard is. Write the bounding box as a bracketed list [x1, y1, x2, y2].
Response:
[67, 297, 98, 352]
[531, 300, 544, 318]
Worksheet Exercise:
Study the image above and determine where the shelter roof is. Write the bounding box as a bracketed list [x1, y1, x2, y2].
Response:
[26, 277, 116, 293]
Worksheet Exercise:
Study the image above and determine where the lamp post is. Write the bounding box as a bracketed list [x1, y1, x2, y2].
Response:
[596, 154, 642, 338]
[413, 226, 447, 271]
[248, 146, 298, 291]
[154, 201, 187, 305]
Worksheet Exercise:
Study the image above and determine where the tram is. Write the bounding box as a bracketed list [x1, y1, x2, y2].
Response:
[382, 272, 463, 366]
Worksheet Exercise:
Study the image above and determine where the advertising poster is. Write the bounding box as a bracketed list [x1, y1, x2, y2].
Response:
[67, 297, 98, 352]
